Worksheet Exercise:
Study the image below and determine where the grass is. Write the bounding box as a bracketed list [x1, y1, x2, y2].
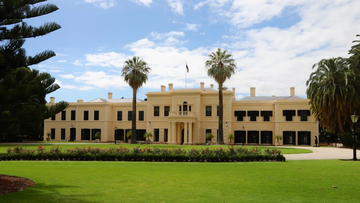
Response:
[0, 160, 359, 202]
[0, 144, 312, 154]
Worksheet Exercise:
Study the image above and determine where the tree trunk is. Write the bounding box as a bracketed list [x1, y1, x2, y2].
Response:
[218, 82, 224, 144]
[131, 88, 137, 144]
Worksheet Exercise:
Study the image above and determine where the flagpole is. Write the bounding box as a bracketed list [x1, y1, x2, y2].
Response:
[185, 62, 187, 89]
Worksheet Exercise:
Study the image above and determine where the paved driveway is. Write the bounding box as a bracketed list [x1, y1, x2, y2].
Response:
[283, 146, 359, 160]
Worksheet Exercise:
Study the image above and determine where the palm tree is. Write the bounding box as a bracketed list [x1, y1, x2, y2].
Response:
[205, 48, 237, 144]
[348, 34, 360, 70]
[122, 56, 151, 144]
[306, 57, 357, 133]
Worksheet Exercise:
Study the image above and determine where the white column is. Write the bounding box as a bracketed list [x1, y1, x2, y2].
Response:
[184, 122, 188, 144]
[172, 122, 176, 144]
[189, 122, 193, 144]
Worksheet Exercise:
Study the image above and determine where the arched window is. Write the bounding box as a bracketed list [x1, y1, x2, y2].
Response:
[183, 101, 188, 112]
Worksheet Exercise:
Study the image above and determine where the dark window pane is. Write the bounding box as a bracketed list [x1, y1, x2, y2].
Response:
[206, 106, 212, 116]
[51, 115, 56, 120]
[154, 129, 159, 142]
[234, 111, 246, 121]
[206, 129, 211, 141]
[117, 111, 122, 121]
[61, 111, 66, 121]
[61, 129, 66, 140]
[298, 131, 311, 145]
[81, 129, 91, 140]
[71, 110, 76, 120]
[189, 106, 191, 112]
[164, 129, 168, 142]
[154, 106, 159, 116]
[91, 129, 101, 140]
[94, 110, 99, 120]
[139, 111, 144, 121]
[51, 128, 55, 139]
[128, 111, 132, 121]
[164, 106, 170, 116]
[84, 111, 89, 120]
[283, 131, 296, 144]
[261, 131, 273, 144]
[247, 131, 259, 143]
[298, 110, 310, 121]
[247, 111, 259, 121]
[217, 106, 219, 117]
[261, 111, 273, 121]
[283, 110, 296, 121]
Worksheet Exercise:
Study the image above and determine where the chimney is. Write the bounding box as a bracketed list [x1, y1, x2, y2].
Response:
[250, 87, 255, 97]
[161, 85, 165, 92]
[50, 97, 55, 104]
[232, 87, 235, 97]
[108, 92, 113, 99]
[200, 82, 204, 91]
[77, 100, 83, 103]
[210, 84, 214, 89]
[168, 83, 173, 90]
[290, 87, 295, 96]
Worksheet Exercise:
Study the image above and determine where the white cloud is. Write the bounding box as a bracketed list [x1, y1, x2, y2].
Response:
[84, 52, 131, 68]
[184, 23, 201, 31]
[72, 60, 83, 66]
[55, 80, 77, 89]
[49, 70, 61, 73]
[56, 53, 67, 56]
[167, 0, 184, 15]
[150, 31, 184, 40]
[84, 0, 116, 9]
[129, 0, 152, 7]
[59, 74, 75, 79]
[74, 71, 126, 88]
[57, 60, 67, 63]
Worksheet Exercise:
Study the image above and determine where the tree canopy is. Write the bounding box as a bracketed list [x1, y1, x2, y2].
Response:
[0, 0, 68, 141]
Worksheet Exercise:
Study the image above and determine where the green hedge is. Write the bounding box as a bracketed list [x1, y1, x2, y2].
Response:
[0, 145, 286, 162]
[338, 131, 360, 147]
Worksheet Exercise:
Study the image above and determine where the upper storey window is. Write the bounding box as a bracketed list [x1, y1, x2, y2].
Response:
[298, 110, 310, 121]
[261, 111, 273, 121]
[234, 111, 246, 121]
[154, 106, 159, 117]
[206, 106, 212, 117]
[247, 111, 259, 121]
[164, 106, 170, 116]
[283, 110, 296, 121]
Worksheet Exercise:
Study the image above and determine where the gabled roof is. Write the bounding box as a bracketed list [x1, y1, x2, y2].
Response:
[240, 95, 305, 101]
[88, 98, 145, 103]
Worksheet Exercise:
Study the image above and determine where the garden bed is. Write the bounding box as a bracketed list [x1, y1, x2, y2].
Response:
[0, 145, 286, 162]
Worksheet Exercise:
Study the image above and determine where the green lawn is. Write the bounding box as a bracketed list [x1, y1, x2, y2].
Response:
[0, 160, 359, 202]
[0, 144, 312, 154]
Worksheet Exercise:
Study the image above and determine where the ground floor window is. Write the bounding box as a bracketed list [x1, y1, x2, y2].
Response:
[298, 131, 311, 145]
[283, 131, 296, 144]
[261, 131, 273, 144]
[248, 131, 259, 143]
[234, 130, 245, 143]
[154, 129, 159, 142]
[91, 129, 101, 140]
[164, 129, 168, 142]
[115, 129, 124, 140]
[70, 128, 76, 141]
[51, 128, 55, 139]
[61, 129, 66, 140]
[81, 129, 91, 140]
[205, 129, 212, 141]
[136, 129, 146, 141]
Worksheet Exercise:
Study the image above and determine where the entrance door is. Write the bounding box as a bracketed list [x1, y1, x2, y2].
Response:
[70, 128, 76, 141]
[234, 131, 245, 144]
[283, 131, 296, 145]
[181, 129, 184, 144]
[248, 131, 259, 144]
[261, 131, 273, 144]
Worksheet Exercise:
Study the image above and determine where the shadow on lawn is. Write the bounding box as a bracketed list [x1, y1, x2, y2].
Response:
[0, 183, 96, 203]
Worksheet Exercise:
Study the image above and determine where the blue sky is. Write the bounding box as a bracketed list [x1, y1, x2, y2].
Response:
[24, 0, 360, 103]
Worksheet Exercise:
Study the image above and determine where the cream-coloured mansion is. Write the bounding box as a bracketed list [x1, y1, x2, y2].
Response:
[44, 83, 318, 146]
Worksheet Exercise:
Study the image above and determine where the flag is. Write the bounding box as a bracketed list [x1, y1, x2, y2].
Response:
[186, 63, 189, 73]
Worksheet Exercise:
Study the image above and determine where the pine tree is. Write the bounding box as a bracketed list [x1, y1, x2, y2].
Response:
[0, 0, 68, 141]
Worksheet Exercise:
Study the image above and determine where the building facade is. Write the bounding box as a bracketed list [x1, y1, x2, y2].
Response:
[44, 82, 318, 146]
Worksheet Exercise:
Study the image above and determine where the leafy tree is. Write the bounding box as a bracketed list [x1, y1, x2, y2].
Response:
[205, 48, 237, 144]
[0, 0, 68, 141]
[121, 56, 151, 144]
[306, 57, 357, 133]
[349, 34, 360, 70]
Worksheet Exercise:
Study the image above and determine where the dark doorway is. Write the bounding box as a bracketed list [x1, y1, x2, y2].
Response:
[234, 130, 246, 144]
[115, 129, 125, 141]
[248, 131, 259, 144]
[298, 131, 311, 145]
[181, 129, 184, 144]
[261, 131, 273, 144]
[283, 131, 296, 145]
[70, 128, 76, 141]
[137, 129, 146, 141]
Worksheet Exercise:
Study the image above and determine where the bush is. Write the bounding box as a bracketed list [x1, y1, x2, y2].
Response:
[338, 131, 360, 147]
[1, 146, 286, 162]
